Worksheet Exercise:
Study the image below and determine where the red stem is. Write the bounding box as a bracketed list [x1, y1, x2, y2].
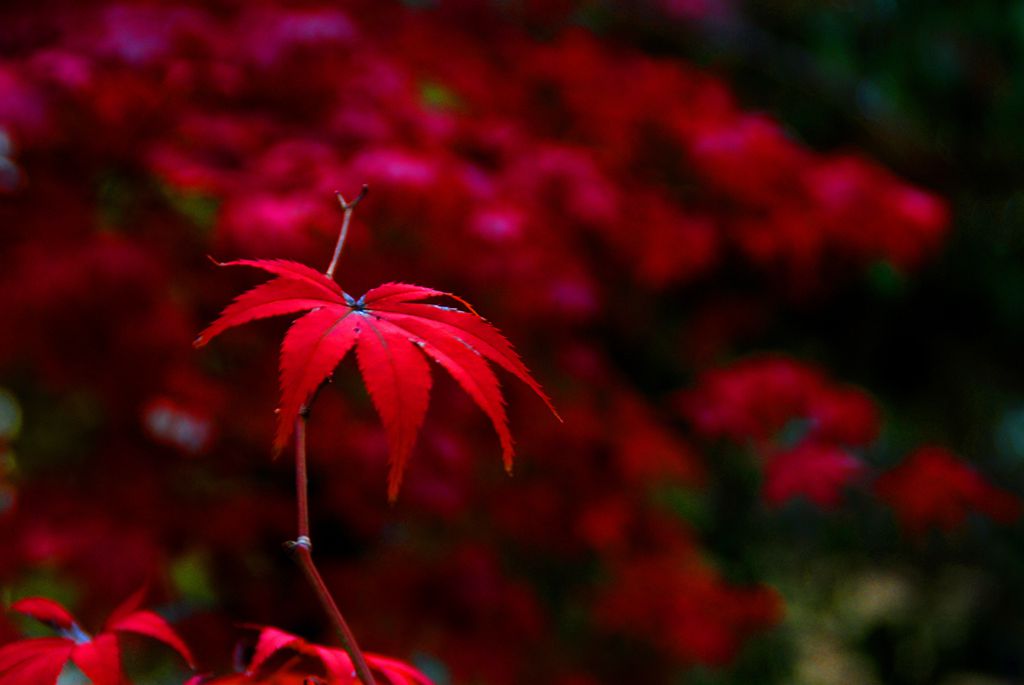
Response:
[292, 414, 377, 685]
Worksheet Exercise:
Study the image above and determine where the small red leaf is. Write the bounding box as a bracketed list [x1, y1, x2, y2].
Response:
[362, 282, 449, 307]
[214, 259, 343, 298]
[382, 315, 513, 471]
[355, 316, 432, 501]
[375, 304, 560, 420]
[10, 598, 76, 631]
[367, 653, 434, 685]
[71, 633, 121, 685]
[363, 282, 478, 314]
[247, 627, 301, 675]
[312, 645, 353, 679]
[105, 585, 149, 628]
[110, 610, 195, 668]
[0, 638, 73, 685]
[276, 307, 359, 450]
[4, 593, 191, 685]
[196, 278, 337, 348]
[239, 628, 433, 685]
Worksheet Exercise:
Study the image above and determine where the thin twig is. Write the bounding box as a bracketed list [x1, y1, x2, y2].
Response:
[295, 410, 311, 543]
[326, 185, 369, 280]
[289, 414, 377, 685]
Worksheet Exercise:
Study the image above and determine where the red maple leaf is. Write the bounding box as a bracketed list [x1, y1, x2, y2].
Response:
[196, 259, 558, 499]
[0, 591, 194, 685]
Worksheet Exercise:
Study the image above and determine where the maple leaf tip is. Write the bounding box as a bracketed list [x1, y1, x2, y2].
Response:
[540, 397, 563, 423]
[386, 466, 406, 502]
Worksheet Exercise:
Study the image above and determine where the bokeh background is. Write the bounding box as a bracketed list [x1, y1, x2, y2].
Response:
[2, 1, 1024, 683]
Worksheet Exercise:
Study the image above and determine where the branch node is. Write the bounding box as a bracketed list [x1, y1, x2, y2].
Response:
[285, 535, 313, 552]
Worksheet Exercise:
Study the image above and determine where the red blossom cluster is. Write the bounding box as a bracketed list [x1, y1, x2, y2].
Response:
[681, 356, 1022, 527]
[0, 0, 1007, 684]
[680, 356, 880, 447]
[876, 446, 1022, 534]
[679, 356, 878, 508]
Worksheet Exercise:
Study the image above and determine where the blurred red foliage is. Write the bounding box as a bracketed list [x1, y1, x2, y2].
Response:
[0, 0, 1008, 684]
